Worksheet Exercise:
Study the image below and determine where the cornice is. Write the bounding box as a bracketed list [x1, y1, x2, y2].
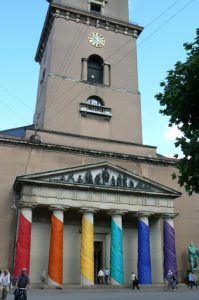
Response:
[35, 3, 143, 63]
[34, 128, 157, 150]
[0, 136, 176, 167]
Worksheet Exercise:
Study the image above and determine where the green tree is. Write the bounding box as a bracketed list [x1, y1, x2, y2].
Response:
[155, 29, 199, 195]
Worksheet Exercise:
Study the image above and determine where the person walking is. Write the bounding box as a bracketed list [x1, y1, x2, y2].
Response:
[166, 269, 178, 290]
[131, 272, 139, 290]
[188, 271, 198, 289]
[0, 269, 10, 300]
[104, 267, 110, 284]
[98, 269, 104, 284]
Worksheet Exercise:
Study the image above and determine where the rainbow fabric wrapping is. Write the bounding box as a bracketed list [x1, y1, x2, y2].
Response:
[110, 218, 124, 285]
[48, 211, 64, 286]
[80, 213, 94, 285]
[163, 220, 177, 276]
[13, 208, 32, 278]
[138, 219, 152, 284]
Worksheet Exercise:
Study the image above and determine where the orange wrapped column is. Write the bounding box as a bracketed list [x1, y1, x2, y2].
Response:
[48, 208, 64, 286]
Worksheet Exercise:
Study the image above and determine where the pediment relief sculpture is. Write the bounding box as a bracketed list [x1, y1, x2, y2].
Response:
[47, 167, 160, 193]
[14, 162, 181, 197]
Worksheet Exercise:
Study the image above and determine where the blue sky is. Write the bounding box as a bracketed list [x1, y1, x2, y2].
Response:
[0, 0, 198, 157]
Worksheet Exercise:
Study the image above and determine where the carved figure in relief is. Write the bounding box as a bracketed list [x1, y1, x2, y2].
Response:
[111, 176, 116, 186]
[85, 170, 93, 184]
[77, 175, 83, 183]
[123, 175, 127, 188]
[129, 180, 134, 189]
[136, 182, 152, 191]
[117, 174, 122, 187]
[136, 182, 145, 190]
[95, 173, 101, 185]
[60, 175, 66, 181]
[67, 173, 75, 183]
[102, 168, 110, 185]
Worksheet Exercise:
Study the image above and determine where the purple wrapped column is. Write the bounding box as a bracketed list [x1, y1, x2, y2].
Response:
[163, 218, 177, 277]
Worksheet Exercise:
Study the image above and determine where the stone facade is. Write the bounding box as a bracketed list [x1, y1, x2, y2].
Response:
[0, 0, 199, 285]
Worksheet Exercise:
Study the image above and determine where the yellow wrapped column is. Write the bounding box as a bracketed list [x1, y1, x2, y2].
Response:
[80, 210, 94, 285]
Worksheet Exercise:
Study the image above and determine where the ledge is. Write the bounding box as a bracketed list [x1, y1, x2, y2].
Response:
[80, 103, 112, 120]
[0, 136, 177, 167]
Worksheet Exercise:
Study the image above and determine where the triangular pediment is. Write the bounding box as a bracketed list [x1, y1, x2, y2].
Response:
[14, 162, 180, 198]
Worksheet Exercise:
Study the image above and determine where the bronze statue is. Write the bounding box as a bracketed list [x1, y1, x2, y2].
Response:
[77, 175, 83, 183]
[67, 173, 75, 183]
[111, 176, 116, 186]
[60, 175, 66, 182]
[102, 168, 110, 185]
[123, 175, 127, 188]
[129, 180, 134, 189]
[117, 174, 122, 187]
[188, 242, 199, 270]
[85, 170, 93, 184]
[95, 173, 101, 185]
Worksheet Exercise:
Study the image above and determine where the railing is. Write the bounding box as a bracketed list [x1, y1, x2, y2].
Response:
[80, 103, 112, 120]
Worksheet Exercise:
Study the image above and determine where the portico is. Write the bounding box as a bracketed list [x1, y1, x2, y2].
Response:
[13, 162, 180, 285]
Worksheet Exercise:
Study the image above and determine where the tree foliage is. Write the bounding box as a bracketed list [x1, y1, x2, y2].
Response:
[155, 29, 199, 195]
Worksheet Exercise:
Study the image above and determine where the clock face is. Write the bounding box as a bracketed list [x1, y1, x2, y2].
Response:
[88, 32, 106, 48]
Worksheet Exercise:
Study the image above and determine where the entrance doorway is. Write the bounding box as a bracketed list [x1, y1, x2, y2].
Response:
[94, 241, 103, 283]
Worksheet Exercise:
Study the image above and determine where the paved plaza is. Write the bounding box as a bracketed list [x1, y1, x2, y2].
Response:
[5, 287, 199, 300]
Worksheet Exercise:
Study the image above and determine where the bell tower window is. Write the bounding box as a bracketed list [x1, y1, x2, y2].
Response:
[88, 0, 108, 15]
[80, 96, 112, 120]
[86, 96, 104, 106]
[87, 55, 104, 85]
[90, 3, 101, 14]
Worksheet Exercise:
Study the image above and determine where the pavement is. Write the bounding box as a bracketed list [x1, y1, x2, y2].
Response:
[4, 285, 199, 300]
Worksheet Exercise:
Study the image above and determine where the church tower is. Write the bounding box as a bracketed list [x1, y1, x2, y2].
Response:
[34, 0, 143, 143]
[0, 0, 183, 287]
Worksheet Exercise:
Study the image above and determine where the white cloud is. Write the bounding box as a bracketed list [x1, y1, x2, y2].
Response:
[164, 125, 183, 141]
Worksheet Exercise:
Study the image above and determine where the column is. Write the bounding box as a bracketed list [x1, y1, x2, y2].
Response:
[138, 214, 152, 284]
[110, 212, 124, 285]
[163, 214, 177, 276]
[80, 209, 94, 285]
[48, 206, 66, 287]
[13, 206, 33, 278]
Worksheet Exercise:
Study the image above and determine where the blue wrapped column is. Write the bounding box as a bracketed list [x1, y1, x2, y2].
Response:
[138, 216, 152, 284]
[110, 213, 124, 285]
[163, 216, 177, 277]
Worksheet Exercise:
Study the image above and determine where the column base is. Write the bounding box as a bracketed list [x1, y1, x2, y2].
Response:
[80, 275, 94, 286]
[48, 277, 62, 288]
[110, 278, 123, 285]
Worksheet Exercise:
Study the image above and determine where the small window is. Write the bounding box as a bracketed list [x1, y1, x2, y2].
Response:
[90, 3, 101, 14]
[80, 95, 112, 119]
[86, 96, 104, 106]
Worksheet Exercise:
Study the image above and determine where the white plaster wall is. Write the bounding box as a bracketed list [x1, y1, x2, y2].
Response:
[123, 227, 138, 284]
[150, 218, 164, 283]
[30, 222, 51, 283]
[63, 224, 81, 283]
